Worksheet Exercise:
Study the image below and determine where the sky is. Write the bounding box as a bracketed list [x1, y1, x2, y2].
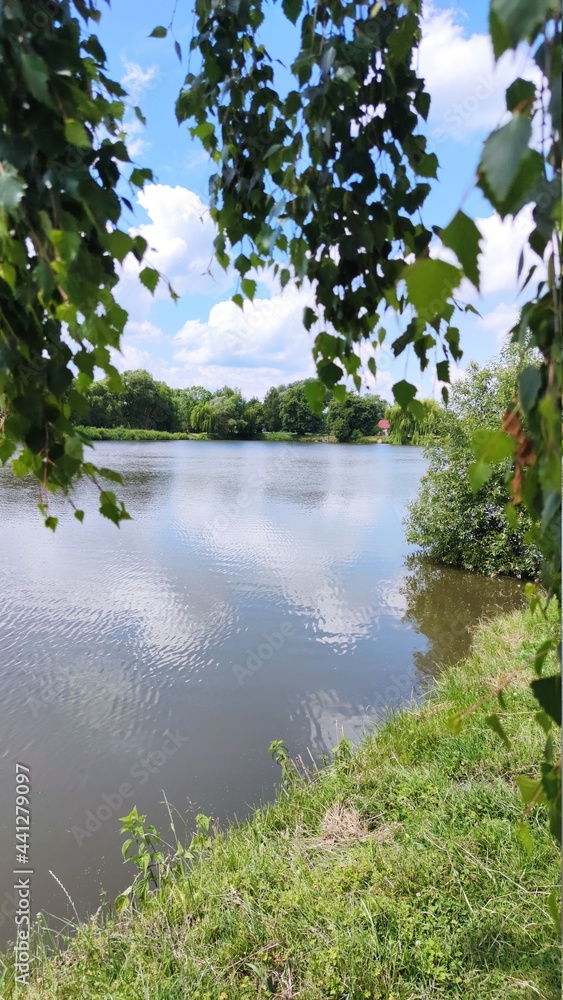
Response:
[94, 0, 539, 401]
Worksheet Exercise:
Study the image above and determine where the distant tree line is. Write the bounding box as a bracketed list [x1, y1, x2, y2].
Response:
[77, 371, 441, 442]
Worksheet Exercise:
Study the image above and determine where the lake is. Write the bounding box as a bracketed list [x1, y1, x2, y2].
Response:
[0, 441, 526, 943]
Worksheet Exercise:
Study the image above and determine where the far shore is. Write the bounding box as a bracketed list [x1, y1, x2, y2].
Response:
[75, 426, 401, 445]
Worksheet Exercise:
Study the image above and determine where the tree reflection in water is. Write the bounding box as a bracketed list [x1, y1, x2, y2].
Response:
[400, 554, 527, 682]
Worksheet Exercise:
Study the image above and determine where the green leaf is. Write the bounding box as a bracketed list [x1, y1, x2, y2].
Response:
[478, 116, 532, 204]
[402, 259, 462, 317]
[535, 712, 553, 736]
[140, 267, 159, 293]
[504, 502, 518, 528]
[303, 307, 317, 331]
[547, 889, 562, 936]
[241, 278, 257, 301]
[234, 253, 251, 276]
[506, 78, 536, 113]
[192, 122, 214, 142]
[485, 713, 511, 748]
[392, 380, 417, 409]
[317, 360, 343, 388]
[74, 510, 85, 523]
[515, 774, 544, 804]
[436, 360, 450, 383]
[21, 52, 52, 105]
[65, 435, 83, 460]
[282, 0, 302, 24]
[448, 714, 463, 736]
[121, 838, 133, 859]
[532, 641, 556, 678]
[518, 365, 542, 413]
[472, 429, 515, 464]
[408, 398, 425, 421]
[440, 211, 482, 290]
[304, 380, 325, 414]
[45, 516, 58, 532]
[51, 229, 81, 261]
[530, 675, 562, 727]
[415, 153, 439, 179]
[98, 467, 124, 484]
[484, 148, 543, 219]
[114, 893, 131, 913]
[149, 25, 167, 37]
[489, 0, 558, 58]
[0, 163, 27, 212]
[130, 168, 153, 188]
[468, 460, 492, 493]
[0, 438, 17, 464]
[105, 230, 135, 263]
[64, 119, 91, 149]
[515, 821, 534, 853]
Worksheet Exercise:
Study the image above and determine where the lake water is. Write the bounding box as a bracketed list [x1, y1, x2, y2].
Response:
[0, 441, 526, 943]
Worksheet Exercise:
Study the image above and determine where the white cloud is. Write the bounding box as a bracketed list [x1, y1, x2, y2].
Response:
[420, 4, 538, 143]
[123, 118, 150, 159]
[431, 204, 543, 304]
[173, 283, 317, 369]
[112, 342, 153, 373]
[160, 363, 315, 399]
[475, 301, 519, 347]
[476, 205, 541, 297]
[125, 320, 164, 343]
[134, 184, 233, 297]
[121, 60, 159, 104]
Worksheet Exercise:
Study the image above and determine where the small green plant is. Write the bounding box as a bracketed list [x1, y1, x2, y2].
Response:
[332, 734, 353, 764]
[115, 807, 165, 912]
[115, 808, 214, 913]
[269, 740, 299, 788]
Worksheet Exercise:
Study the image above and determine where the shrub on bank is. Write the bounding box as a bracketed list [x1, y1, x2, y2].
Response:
[407, 351, 541, 579]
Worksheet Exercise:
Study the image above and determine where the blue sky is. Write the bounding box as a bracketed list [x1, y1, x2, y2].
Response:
[95, 1, 539, 400]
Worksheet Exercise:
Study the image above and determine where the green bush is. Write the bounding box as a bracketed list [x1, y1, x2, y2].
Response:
[407, 350, 541, 579]
[76, 426, 189, 442]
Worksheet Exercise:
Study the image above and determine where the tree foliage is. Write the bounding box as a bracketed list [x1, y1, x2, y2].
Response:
[407, 352, 541, 579]
[327, 391, 385, 441]
[384, 398, 443, 446]
[0, 0, 168, 527]
[177, 0, 457, 412]
[278, 380, 327, 435]
[262, 386, 282, 432]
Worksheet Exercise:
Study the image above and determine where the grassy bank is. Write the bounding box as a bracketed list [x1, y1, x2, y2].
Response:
[2, 609, 560, 999]
[75, 426, 194, 441]
[76, 427, 392, 444]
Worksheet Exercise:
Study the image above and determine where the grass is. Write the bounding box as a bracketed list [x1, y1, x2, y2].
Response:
[77, 428, 395, 445]
[76, 426, 193, 441]
[1, 608, 560, 999]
